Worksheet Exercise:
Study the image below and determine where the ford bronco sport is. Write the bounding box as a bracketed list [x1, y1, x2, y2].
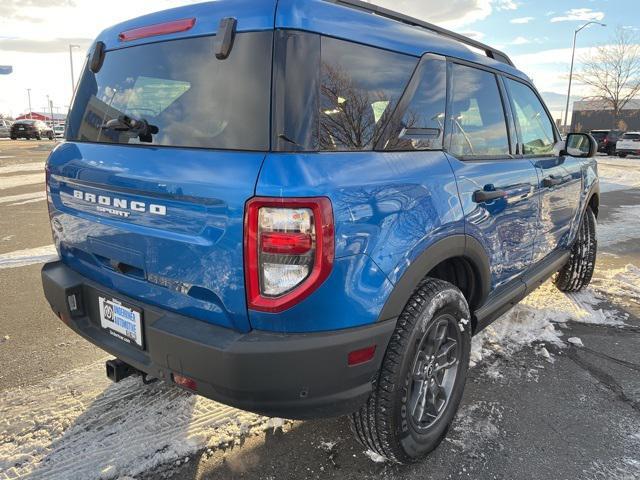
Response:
[41, 0, 600, 463]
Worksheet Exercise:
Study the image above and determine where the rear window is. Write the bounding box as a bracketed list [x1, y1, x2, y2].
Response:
[590, 131, 608, 140]
[67, 32, 273, 150]
[622, 133, 640, 140]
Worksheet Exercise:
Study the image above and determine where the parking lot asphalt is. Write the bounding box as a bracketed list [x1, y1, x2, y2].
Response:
[0, 139, 638, 480]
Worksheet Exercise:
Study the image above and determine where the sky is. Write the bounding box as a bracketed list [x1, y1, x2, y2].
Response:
[0, 0, 637, 121]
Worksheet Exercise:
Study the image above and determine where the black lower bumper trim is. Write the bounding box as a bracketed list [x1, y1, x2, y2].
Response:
[41, 261, 396, 419]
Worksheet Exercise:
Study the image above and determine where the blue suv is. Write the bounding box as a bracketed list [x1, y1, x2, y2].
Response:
[41, 0, 600, 463]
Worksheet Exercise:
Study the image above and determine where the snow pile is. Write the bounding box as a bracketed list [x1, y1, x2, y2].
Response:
[597, 205, 640, 247]
[470, 281, 624, 367]
[0, 361, 274, 480]
[592, 264, 640, 306]
[598, 159, 640, 192]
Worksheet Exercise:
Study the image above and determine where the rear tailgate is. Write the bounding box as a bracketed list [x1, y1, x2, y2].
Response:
[46, 1, 277, 332]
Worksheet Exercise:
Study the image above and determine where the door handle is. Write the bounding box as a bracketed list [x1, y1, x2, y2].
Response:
[473, 189, 506, 203]
[542, 176, 562, 188]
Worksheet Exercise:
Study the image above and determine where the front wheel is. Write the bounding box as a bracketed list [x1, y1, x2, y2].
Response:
[554, 206, 597, 292]
[350, 278, 471, 464]
[619, 153, 627, 158]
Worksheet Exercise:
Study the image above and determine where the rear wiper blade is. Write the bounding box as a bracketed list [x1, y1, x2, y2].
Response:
[102, 114, 159, 142]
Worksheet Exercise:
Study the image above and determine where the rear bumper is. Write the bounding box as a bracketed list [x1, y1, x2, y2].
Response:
[11, 130, 36, 138]
[41, 261, 395, 419]
[615, 149, 640, 155]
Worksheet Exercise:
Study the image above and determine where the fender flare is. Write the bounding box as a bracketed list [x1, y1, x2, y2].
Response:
[378, 234, 491, 322]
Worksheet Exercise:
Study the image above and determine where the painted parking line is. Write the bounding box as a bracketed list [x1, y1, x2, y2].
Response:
[0, 163, 44, 174]
[0, 191, 46, 205]
[0, 245, 58, 269]
[0, 173, 44, 190]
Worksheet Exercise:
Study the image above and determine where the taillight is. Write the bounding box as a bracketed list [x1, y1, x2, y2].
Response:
[244, 197, 334, 313]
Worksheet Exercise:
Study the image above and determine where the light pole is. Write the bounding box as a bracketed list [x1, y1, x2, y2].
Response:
[69, 44, 81, 94]
[47, 95, 55, 127]
[563, 21, 606, 133]
[26, 88, 32, 119]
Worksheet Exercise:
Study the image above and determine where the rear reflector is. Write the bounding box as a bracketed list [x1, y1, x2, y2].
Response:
[119, 18, 196, 42]
[173, 374, 197, 391]
[348, 345, 377, 366]
[261, 232, 313, 255]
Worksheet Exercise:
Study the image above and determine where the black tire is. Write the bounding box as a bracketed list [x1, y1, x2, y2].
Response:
[554, 207, 597, 292]
[10, 137, 16, 140]
[35, 134, 41, 140]
[619, 153, 627, 158]
[48, 132, 54, 140]
[350, 278, 471, 464]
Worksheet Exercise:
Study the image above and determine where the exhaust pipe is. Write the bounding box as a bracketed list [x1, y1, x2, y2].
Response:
[106, 358, 136, 383]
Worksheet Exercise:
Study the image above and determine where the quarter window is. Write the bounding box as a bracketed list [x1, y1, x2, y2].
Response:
[448, 64, 510, 158]
[385, 58, 447, 151]
[505, 79, 555, 156]
[318, 37, 417, 151]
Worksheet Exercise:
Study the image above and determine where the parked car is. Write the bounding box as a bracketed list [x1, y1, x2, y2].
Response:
[10, 119, 55, 140]
[0, 119, 13, 138]
[53, 124, 65, 138]
[590, 129, 623, 155]
[41, 0, 600, 464]
[615, 131, 640, 157]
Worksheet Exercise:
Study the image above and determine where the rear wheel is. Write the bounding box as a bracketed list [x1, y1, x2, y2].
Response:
[619, 153, 627, 158]
[35, 134, 41, 140]
[554, 207, 597, 292]
[48, 132, 54, 140]
[350, 278, 471, 464]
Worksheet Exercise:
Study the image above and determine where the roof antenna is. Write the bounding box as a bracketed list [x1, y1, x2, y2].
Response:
[215, 18, 237, 60]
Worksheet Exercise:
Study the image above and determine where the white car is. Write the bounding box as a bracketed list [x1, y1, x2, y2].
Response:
[53, 125, 65, 138]
[615, 132, 640, 158]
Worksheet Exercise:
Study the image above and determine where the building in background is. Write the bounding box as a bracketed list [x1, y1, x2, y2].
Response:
[571, 99, 640, 133]
[15, 111, 67, 125]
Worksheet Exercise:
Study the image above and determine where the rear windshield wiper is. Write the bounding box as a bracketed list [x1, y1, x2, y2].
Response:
[102, 114, 159, 143]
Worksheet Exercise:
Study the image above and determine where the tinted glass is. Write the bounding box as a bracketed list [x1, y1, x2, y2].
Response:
[505, 79, 555, 155]
[318, 37, 417, 151]
[67, 32, 273, 150]
[385, 58, 447, 151]
[448, 64, 510, 157]
[590, 131, 607, 140]
[622, 133, 640, 140]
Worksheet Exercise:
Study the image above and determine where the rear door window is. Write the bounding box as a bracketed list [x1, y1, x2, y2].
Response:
[505, 79, 556, 156]
[622, 133, 640, 140]
[67, 32, 273, 150]
[448, 64, 510, 158]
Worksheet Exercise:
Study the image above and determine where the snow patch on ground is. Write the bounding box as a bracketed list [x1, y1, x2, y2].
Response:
[591, 264, 640, 307]
[0, 245, 58, 269]
[447, 402, 503, 453]
[363, 449, 386, 463]
[598, 159, 640, 192]
[598, 205, 640, 247]
[0, 191, 46, 205]
[470, 281, 625, 367]
[0, 361, 275, 480]
[0, 163, 44, 175]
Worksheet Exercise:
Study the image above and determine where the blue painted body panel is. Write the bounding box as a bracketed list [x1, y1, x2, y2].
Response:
[445, 155, 540, 289]
[47, 142, 265, 333]
[253, 151, 465, 331]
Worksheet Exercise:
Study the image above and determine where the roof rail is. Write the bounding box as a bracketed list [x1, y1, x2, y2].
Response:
[324, 0, 514, 67]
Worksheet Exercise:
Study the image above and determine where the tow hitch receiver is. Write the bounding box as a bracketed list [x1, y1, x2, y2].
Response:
[106, 358, 136, 383]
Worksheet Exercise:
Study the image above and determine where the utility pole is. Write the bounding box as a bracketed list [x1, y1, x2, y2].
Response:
[69, 44, 81, 94]
[47, 95, 55, 127]
[563, 21, 607, 133]
[26, 88, 32, 119]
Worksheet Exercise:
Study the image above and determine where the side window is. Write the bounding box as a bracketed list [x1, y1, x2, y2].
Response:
[448, 64, 510, 158]
[505, 79, 555, 155]
[385, 58, 447, 151]
[318, 37, 417, 151]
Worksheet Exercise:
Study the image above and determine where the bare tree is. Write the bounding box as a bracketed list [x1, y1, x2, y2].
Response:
[576, 28, 640, 123]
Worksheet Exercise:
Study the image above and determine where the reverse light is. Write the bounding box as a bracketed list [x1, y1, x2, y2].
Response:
[118, 18, 196, 42]
[245, 197, 334, 313]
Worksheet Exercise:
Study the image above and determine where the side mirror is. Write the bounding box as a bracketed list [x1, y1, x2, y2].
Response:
[561, 133, 597, 158]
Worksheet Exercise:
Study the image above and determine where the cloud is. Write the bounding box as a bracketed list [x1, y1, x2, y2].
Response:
[363, 0, 494, 28]
[0, 37, 92, 53]
[510, 16, 534, 24]
[550, 8, 605, 23]
[0, 0, 75, 21]
[510, 36, 530, 45]
[494, 0, 518, 11]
